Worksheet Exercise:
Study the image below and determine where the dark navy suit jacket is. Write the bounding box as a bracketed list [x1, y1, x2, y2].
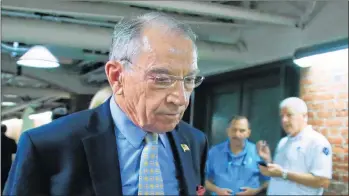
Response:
[4, 99, 208, 196]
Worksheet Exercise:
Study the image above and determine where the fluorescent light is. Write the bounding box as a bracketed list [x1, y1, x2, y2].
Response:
[294, 48, 348, 68]
[3, 94, 18, 98]
[2, 118, 21, 125]
[293, 38, 348, 68]
[16, 46, 59, 68]
[29, 111, 52, 120]
[1, 102, 16, 106]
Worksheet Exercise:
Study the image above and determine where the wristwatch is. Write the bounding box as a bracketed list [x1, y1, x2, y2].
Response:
[281, 169, 288, 180]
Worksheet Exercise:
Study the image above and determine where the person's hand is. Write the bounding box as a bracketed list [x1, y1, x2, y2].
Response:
[215, 188, 233, 195]
[256, 140, 272, 162]
[259, 163, 283, 177]
[236, 187, 259, 195]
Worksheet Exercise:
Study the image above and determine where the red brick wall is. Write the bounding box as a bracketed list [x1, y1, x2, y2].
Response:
[300, 64, 348, 195]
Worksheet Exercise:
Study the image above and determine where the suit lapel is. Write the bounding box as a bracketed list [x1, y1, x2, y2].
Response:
[169, 124, 197, 195]
[82, 99, 123, 196]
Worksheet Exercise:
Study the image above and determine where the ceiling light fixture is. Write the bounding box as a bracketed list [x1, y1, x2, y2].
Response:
[16, 45, 60, 68]
[1, 102, 17, 107]
[293, 38, 348, 68]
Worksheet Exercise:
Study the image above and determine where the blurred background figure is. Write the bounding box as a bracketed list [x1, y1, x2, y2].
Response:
[51, 107, 69, 120]
[257, 97, 332, 195]
[205, 116, 269, 195]
[1, 124, 17, 193]
[20, 106, 35, 134]
[88, 86, 113, 109]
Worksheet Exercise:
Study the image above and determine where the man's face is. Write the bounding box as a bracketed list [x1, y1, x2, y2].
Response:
[227, 119, 250, 146]
[121, 27, 198, 133]
[280, 107, 307, 136]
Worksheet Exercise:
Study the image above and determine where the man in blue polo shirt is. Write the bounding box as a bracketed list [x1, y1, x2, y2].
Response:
[205, 116, 269, 195]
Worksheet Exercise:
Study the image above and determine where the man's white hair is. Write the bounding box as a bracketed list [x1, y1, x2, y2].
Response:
[279, 97, 308, 114]
[109, 12, 197, 68]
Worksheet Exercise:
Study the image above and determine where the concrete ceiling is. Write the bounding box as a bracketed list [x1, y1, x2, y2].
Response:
[1, 0, 348, 119]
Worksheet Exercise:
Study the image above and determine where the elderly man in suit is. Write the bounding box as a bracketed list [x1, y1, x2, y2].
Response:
[4, 12, 208, 196]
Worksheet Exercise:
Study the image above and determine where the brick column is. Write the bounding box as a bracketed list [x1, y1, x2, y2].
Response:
[300, 64, 348, 195]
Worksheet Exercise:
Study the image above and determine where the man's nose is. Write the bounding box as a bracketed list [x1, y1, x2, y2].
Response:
[231, 131, 239, 137]
[236, 132, 243, 138]
[167, 82, 189, 106]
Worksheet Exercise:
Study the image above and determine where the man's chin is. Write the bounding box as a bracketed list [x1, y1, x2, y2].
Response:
[283, 127, 293, 135]
[230, 138, 243, 144]
[147, 122, 178, 133]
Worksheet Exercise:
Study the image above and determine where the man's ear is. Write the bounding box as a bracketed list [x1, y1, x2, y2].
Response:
[246, 129, 251, 138]
[303, 113, 308, 123]
[105, 60, 123, 94]
[226, 126, 231, 135]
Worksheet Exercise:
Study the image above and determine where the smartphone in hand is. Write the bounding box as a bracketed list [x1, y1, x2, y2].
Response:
[257, 160, 268, 167]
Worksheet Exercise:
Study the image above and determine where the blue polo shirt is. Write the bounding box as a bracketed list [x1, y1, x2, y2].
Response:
[206, 139, 269, 195]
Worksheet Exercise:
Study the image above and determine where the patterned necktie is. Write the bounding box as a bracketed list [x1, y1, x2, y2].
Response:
[138, 133, 164, 195]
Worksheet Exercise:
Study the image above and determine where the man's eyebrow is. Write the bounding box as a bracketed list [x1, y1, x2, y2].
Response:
[187, 69, 200, 76]
[148, 68, 200, 75]
[148, 67, 171, 75]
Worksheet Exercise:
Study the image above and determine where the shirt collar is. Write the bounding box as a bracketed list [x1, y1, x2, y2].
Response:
[109, 96, 166, 148]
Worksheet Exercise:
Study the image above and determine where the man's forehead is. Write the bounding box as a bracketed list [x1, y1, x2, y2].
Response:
[141, 25, 195, 53]
[231, 119, 249, 128]
[136, 27, 198, 75]
[280, 107, 303, 115]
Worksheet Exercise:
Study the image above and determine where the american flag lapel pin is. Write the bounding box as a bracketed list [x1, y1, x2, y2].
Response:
[181, 144, 190, 152]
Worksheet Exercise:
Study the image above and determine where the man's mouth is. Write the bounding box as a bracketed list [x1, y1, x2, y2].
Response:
[162, 113, 180, 119]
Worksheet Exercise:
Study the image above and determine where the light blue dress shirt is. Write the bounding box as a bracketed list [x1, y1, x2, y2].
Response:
[110, 98, 179, 195]
[206, 139, 270, 195]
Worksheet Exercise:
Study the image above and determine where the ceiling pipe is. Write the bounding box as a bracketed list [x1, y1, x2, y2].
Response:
[1, 42, 109, 62]
[2, 0, 245, 26]
[1, 42, 28, 53]
[2, 86, 71, 99]
[1, 96, 62, 116]
[2, 53, 100, 94]
[2, 9, 243, 45]
[2, 16, 245, 63]
[91, 0, 298, 27]
[297, 1, 317, 29]
[2, 10, 116, 28]
[2, 0, 249, 44]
